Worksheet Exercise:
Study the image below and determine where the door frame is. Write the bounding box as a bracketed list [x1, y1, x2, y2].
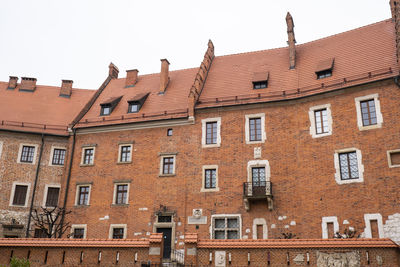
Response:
[153, 215, 176, 259]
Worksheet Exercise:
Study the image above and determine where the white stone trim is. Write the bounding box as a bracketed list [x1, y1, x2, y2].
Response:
[109, 224, 127, 239]
[210, 214, 242, 239]
[245, 113, 266, 144]
[252, 218, 268, 239]
[70, 224, 87, 239]
[42, 184, 61, 208]
[387, 149, 400, 168]
[308, 104, 332, 138]
[0, 141, 3, 159]
[201, 117, 221, 148]
[354, 93, 383, 131]
[117, 143, 133, 163]
[334, 148, 364, 185]
[75, 184, 92, 206]
[159, 154, 176, 176]
[321, 216, 339, 239]
[9, 182, 31, 207]
[48, 146, 67, 166]
[201, 165, 219, 192]
[80, 146, 96, 166]
[17, 143, 39, 164]
[112, 182, 130, 204]
[364, 213, 384, 238]
[247, 160, 270, 183]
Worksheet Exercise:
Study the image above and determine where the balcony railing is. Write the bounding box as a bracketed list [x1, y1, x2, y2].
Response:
[243, 182, 273, 211]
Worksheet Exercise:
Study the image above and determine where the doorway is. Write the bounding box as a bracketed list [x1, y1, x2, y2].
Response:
[157, 228, 172, 259]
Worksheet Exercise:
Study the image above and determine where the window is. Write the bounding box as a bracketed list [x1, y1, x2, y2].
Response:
[364, 214, 384, 238]
[211, 215, 241, 239]
[354, 94, 383, 131]
[253, 81, 268, 89]
[128, 103, 140, 113]
[316, 69, 332, 79]
[44, 186, 60, 207]
[321, 216, 339, 239]
[118, 144, 132, 163]
[101, 105, 111, 116]
[252, 167, 266, 186]
[201, 165, 219, 192]
[387, 150, 400, 168]
[81, 146, 95, 165]
[76, 185, 91, 206]
[158, 215, 172, 223]
[308, 104, 332, 138]
[201, 117, 221, 148]
[252, 72, 269, 89]
[245, 114, 266, 144]
[159, 154, 176, 176]
[315, 58, 334, 80]
[70, 224, 87, 239]
[114, 184, 129, 205]
[11, 184, 29, 206]
[167, 129, 173, 136]
[20, 145, 35, 163]
[100, 96, 122, 116]
[334, 148, 364, 184]
[51, 148, 66, 166]
[109, 224, 127, 239]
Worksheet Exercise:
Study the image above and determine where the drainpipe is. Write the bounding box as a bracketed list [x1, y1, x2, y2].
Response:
[59, 128, 76, 237]
[25, 134, 45, 237]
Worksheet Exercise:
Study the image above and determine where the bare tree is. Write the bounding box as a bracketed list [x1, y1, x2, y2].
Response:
[31, 206, 71, 238]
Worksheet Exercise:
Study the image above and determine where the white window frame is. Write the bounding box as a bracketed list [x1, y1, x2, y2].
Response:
[49, 146, 67, 166]
[109, 224, 127, 239]
[70, 224, 87, 239]
[334, 148, 364, 185]
[112, 183, 130, 205]
[210, 214, 242, 239]
[42, 184, 61, 208]
[0, 141, 3, 159]
[17, 143, 39, 164]
[201, 165, 219, 192]
[81, 146, 96, 166]
[201, 117, 221, 148]
[308, 104, 333, 138]
[363, 213, 384, 238]
[354, 93, 383, 131]
[9, 182, 31, 207]
[118, 144, 133, 163]
[247, 160, 270, 183]
[387, 149, 400, 168]
[75, 184, 92, 206]
[159, 154, 176, 176]
[321, 216, 339, 239]
[245, 113, 266, 144]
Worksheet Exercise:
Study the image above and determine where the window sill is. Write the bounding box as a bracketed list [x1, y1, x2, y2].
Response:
[200, 188, 220, 193]
[358, 123, 382, 131]
[74, 205, 90, 208]
[17, 161, 35, 165]
[311, 132, 332, 139]
[159, 174, 176, 177]
[9, 204, 28, 208]
[202, 144, 221, 148]
[80, 164, 94, 167]
[49, 164, 64, 167]
[117, 161, 132, 165]
[111, 203, 129, 207]
[335, 178, 364, 185]
[245, 140, 265, 145]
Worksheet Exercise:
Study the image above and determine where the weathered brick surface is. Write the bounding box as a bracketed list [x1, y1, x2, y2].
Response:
[65, 79, 400, 247]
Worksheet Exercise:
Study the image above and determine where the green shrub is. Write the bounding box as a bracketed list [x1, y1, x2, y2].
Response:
[9, 257, 30, 267]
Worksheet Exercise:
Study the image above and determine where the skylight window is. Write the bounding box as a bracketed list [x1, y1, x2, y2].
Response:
[127, 92, 149, 114]
[99, 96, 122, 116]
[128, 103, 140, 113]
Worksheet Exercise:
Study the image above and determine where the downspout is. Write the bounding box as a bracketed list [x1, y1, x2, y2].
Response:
[394, 76, 400, 87]
[25, 134, 45, 237]
[59, 128, 76, 237]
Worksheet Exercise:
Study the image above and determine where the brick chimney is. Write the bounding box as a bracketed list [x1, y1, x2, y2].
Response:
[159, 59, 170, 94]
[7, 76, 18, 89]
[286, 12, 296, 69]
[60, 80, 73, 97]
[20, 77, 37, 92]
[125, 69, 139, 87]
[390, 0, 398, 20]
[109, 63, 119, 79]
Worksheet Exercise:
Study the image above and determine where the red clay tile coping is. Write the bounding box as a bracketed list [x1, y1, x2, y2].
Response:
[0, 238, 149, 248]
[195, 239, 399, 249]
[197, 67, 397, 109]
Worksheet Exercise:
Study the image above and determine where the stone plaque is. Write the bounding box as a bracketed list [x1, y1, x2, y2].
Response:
[316, 251, 360, 267]
[294, 254, 304, 265]
[254, 147, 261, 159]
[215, 251, 226, 267]
[188, 216, 207, 224]
[149, 247, 161, 255]
[186, 247, 197, 256]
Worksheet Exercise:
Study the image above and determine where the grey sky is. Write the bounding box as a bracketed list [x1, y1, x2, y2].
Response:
[0, 0, 391, 89]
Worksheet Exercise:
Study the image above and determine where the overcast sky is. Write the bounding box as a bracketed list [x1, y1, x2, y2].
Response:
[0, 0, 391, 89]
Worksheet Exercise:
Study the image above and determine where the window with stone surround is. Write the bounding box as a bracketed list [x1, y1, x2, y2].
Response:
[245, 113, 266, 144]
[113, 183, 129, 205]
[118, 144, 132, 163]
[81, 146, 96, 166]
[334, 148, 364, 184]
[10, 183, 30, 207]
[109, 224, 127, 239]
[44, 185, 60, 207]
[70, 224, 87, 239]
[211, 215, 241, 239]
[309, 104, 332, 138]
[201, 165, 219, 192]
[387, 149, 400, 168]
[17, 144, 38, 164]
[159, 154, 176, 176]
[75, 184, 91, 206]
[354, 94, 383, 131]
[50, 148, 66, 166]
[201, 117, 221, 148]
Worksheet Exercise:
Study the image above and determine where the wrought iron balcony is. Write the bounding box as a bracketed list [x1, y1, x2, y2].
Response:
[243, 181, 273, 211]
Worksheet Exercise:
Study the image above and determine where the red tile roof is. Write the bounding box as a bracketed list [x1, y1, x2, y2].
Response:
[0, 82, 94, 135]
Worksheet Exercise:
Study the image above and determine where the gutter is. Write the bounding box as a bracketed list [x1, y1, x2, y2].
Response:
[25, 134, 45, 237]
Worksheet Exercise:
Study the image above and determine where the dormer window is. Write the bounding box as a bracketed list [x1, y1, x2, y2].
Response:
[252, 72, 269, 89]
[315, 58, 334, 80]
[100, 96, 122, 116]
[127, 92, 149, 114]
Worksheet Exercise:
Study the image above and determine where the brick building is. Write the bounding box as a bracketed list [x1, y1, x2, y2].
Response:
[62, 1, 400, 261]
[1, 1, 400, 266]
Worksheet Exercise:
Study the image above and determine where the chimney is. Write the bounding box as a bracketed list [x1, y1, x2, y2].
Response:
[60, 80, 73, 97]
[159, 59, 170, 94]
[390, 0, 398, 20]
[7, 76, 18, 89]
[20, 77, 37, 92]
[125, 69, 139, 87]
[286, 12, 296, 69]
[109, 63, 119, 79]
